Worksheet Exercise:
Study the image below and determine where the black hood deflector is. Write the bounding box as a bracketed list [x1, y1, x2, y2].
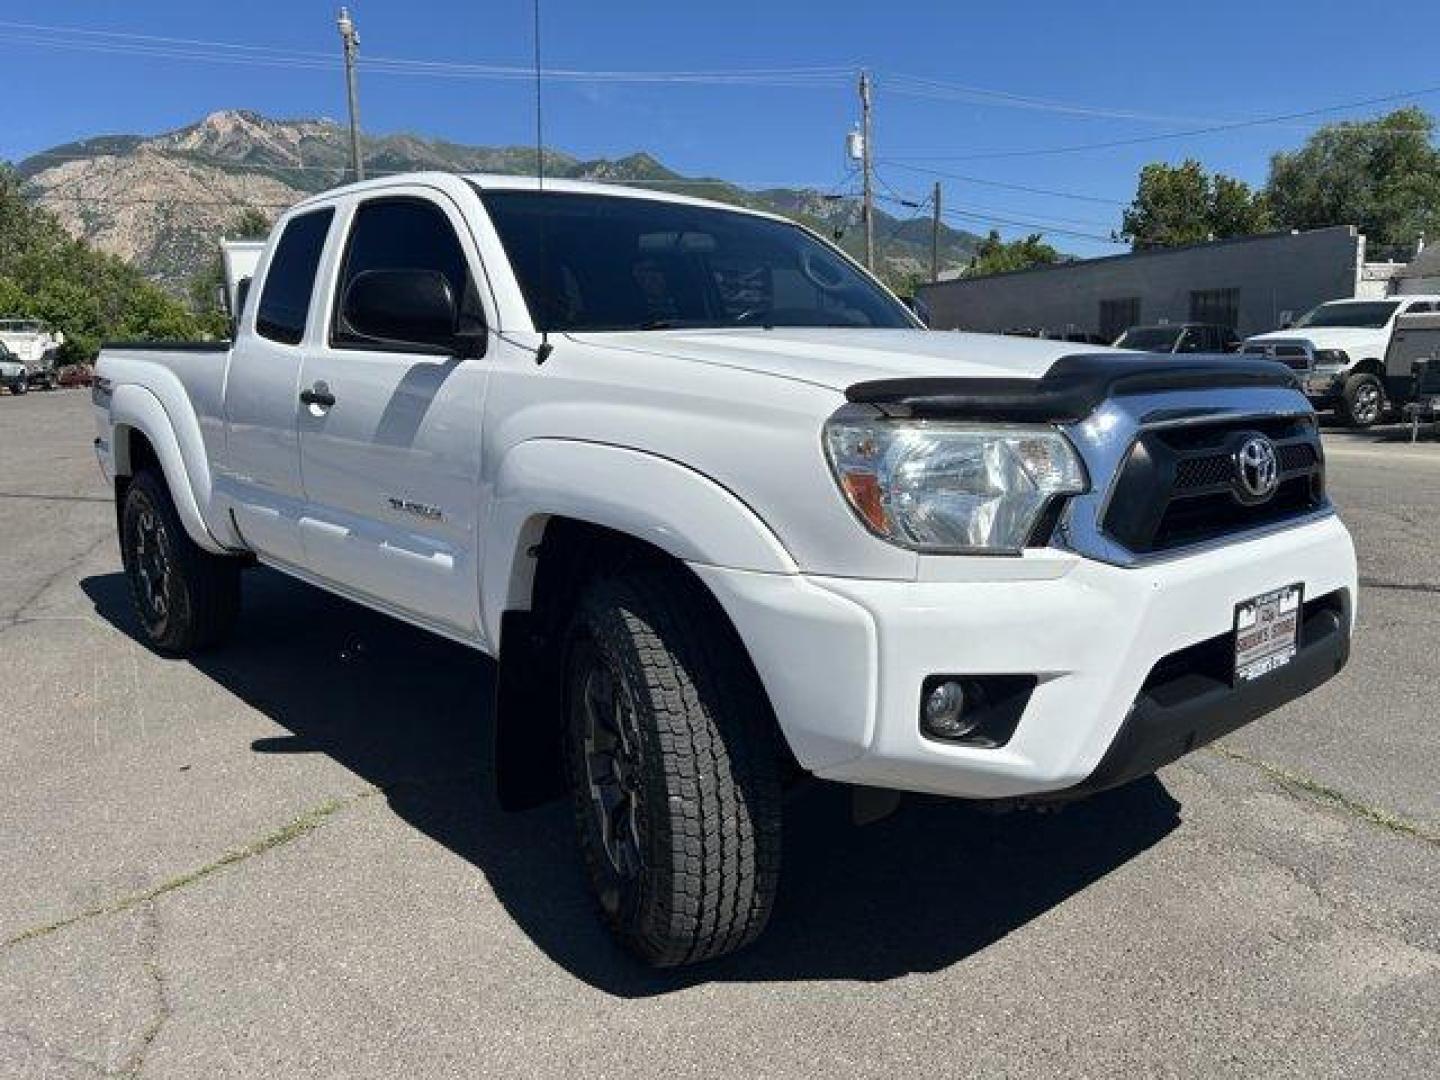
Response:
[845, 353, 1301, 423]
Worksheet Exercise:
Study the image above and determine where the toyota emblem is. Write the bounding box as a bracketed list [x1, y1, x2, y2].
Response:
[1233, 435, 1280, 503]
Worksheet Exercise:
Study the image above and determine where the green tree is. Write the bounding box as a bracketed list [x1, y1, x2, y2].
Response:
[1265, 107, 1440, 250]
[1120, 160, 1271, 250]
[967, 230, 1060, 276]
[0, 165, 206, 362]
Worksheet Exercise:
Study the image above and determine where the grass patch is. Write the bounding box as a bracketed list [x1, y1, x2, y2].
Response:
[3, 789, 376, 949]
[1209, 743, 1438, 844]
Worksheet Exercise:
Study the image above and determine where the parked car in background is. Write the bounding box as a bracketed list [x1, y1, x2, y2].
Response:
[57, 364, 96, 389]
[1113, 323, 1241, 354]
[0, 318, 65, 390]
[1059, 330, 1112, 346]
[1243, 295, 1440, 427]
[94, 173, 1356, 966]
[0, 342, 27, 395]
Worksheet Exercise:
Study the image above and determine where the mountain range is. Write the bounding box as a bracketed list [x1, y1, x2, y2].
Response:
[15, 110, 981, 293]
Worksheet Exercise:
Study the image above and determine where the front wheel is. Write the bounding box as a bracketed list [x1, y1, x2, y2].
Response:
[10, 379, 26, 396]
[1339, 372, 1384, 428]
[120, 470, 241, 655]
[563, 568, 782, 967]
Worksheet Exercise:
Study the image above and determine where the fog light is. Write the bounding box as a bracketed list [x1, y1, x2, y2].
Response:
[922, 680, 977, 739]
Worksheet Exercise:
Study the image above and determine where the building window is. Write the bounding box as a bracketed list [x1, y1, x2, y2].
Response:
[1099, 297, 1141, 341]
[1190, 288, 1240, 329]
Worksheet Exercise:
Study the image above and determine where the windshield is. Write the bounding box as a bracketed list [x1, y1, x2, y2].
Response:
[1292, 301, 1399, 329]
[477, 189, 915, 332]
[1113, 326, 1182, 350]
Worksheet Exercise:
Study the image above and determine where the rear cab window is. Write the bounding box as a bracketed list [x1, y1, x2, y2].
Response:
[255, 209, 335, 345]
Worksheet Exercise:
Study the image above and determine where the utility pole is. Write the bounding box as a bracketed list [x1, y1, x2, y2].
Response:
[930, 181, 942, 283]
[337, 8, 364, 182]
[859, 70, 874, 271]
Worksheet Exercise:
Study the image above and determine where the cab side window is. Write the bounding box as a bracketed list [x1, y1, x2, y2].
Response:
[255, 209, 335, 345]
[331, 197, 483, 349]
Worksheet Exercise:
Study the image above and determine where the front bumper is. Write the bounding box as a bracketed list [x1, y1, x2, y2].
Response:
[693, 514, 1356, 800]
[1302, 371, 1344, 407]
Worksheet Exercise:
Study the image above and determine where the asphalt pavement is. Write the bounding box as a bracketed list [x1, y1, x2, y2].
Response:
[1, 390, 1436, 1079]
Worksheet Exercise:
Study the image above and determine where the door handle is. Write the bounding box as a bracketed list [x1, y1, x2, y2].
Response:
[299, 382, 335, 409]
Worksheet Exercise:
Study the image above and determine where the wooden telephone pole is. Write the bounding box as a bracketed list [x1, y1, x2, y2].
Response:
[859, 70, 874, 271]
[337, 8, 365, 182]
[930, 181, 942, 282]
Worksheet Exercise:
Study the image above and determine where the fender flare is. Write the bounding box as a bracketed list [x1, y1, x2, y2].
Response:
[110, 383, 232, 554]
[480, 439, 797, 648]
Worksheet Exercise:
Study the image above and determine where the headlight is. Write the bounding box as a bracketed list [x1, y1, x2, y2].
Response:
[1313, 349, 1349, 367]
[823, 414, 1087, 553]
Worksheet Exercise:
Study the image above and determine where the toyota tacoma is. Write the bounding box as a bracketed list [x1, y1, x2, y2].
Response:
[94, 174, 1357, 966]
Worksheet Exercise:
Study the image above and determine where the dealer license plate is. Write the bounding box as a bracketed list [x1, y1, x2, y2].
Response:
[1233, 584, 1303, 682]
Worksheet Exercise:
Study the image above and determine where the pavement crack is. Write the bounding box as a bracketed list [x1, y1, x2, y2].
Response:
[1358, 575, 1440, 596]
[1208, 742, 1439, 844]
[0, 529, 115, 630]
[2, 788, 379, 951]
[115, 903, 171, 1080]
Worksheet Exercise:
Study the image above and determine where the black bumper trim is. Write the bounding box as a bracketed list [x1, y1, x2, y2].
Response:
[1055, 590, 1351, 800]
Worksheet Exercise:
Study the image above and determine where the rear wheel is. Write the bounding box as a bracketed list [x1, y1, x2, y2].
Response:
[563, 567, 782, 967]
[10, 379, 26, 396]
[120, 470, 241, 655]
[1339, 372, 1384, 428]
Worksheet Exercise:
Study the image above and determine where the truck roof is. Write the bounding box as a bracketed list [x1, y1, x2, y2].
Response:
[288, 171, 792, 226]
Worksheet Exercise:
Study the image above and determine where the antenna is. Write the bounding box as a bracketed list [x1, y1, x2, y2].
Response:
[532, 0, 553, 364]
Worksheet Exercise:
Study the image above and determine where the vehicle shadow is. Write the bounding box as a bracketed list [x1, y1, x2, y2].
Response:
[81, 567, 1181, 996]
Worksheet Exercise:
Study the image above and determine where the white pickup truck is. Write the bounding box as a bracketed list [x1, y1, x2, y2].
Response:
[1243, 295, 1440, 427]
[95, 173, 1357, 966]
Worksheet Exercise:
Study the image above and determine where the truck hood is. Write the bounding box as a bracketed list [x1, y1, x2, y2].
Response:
[569, 328, 1100, 391]
[1245, 327, 1384, 352]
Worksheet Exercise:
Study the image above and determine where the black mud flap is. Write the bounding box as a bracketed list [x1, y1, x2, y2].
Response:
[494, 610, 567, 811]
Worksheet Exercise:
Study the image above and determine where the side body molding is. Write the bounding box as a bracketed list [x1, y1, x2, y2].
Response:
[481, 439, 798, 648]
[109, 382, 237, 554]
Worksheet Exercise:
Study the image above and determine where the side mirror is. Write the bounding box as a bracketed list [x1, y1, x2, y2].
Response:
[340, 269, 463, 353]
[901, 295, 932, 328]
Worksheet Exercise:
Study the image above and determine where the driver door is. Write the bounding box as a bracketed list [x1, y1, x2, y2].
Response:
[295, 188, 492, 641]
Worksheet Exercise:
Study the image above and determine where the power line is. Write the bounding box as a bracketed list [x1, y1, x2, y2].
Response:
[881, 73, 1233, 126]
[0, 22, 853, 85]
[874, 169, 1116, 233]
[876, 192, 1122, 246]
[879, 83, 1440, 163]
[877, 161, 1125, 206]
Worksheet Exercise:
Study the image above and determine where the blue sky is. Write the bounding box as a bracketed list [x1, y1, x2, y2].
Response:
[3, 0, 1437, 257]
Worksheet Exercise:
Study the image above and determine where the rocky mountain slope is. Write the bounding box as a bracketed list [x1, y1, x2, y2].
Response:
[17, 110, 980, 292]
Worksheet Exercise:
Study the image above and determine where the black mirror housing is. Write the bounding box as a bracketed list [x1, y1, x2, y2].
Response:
[339, 269, 461, 353]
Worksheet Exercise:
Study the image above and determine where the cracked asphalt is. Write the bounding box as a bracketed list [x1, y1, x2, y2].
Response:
[1, 391, 1437, 1079]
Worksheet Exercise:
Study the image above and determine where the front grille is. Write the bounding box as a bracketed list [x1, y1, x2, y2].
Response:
[1100, 415, 1326, 555]
[1243, 343, 1310, 371]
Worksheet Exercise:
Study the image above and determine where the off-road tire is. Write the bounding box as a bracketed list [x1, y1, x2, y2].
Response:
[120, 469, 241, 655]
[563, 567, 783, 967]
[1339, 372, 1384, 428]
